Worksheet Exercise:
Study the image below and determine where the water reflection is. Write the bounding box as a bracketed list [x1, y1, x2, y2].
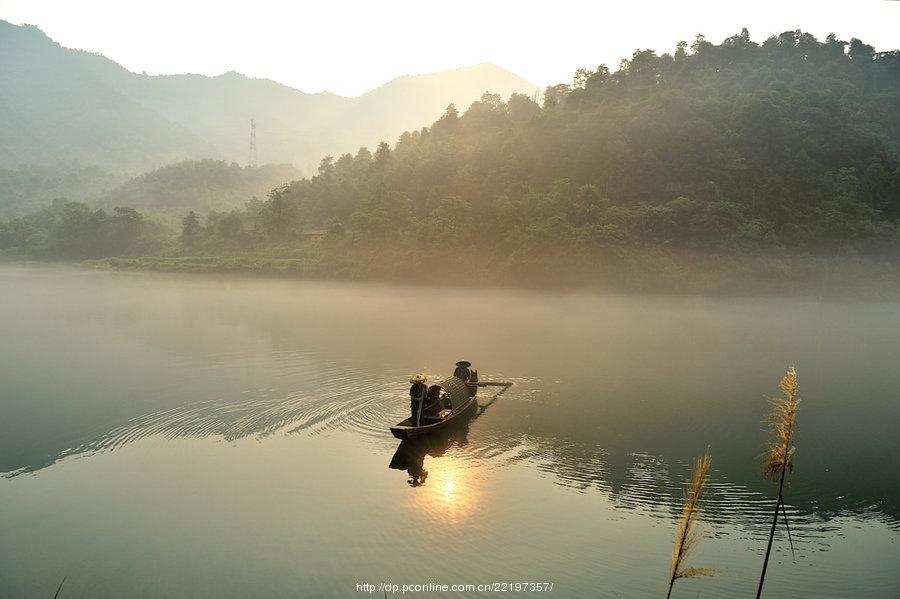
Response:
[389, 423, 471, 486]
[2, 265, 900, 531]
[388, 386, 503, 486]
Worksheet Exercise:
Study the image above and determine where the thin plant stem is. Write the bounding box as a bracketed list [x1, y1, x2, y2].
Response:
[779, 496, 796, 563]
[756, 466, 786, 599]
[667, 452, 714, 598]
[756, 367, 800, 599]
[54, 577, 67, 599]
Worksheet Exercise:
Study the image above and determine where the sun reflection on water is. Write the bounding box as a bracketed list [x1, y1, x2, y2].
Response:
[409, 456, 478, 521]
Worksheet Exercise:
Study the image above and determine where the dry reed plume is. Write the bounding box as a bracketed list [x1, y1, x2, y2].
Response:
[666, 451, 714, 599]
[763, 367, 799, 480]
[756, 366, 800, 599]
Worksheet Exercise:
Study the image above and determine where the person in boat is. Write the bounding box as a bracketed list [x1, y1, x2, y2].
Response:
[409, 374, 428, 426]
[428, 384, 443, 411]
[453, 360, 472, 382]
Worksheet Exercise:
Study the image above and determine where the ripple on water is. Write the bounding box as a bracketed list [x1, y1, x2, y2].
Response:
[72, 367, 404, 454]
[32, 370, 531, 477]
[11, 369, 900, 542]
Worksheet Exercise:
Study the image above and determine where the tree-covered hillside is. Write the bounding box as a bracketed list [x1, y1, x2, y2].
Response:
[0, 159, 298, 223]
[3, 30, 899, 292]
[95, 160, 300, 220]
[230, 29, 898, 257]
[0, 164, 127, 219]
[0, 22, 213, 172]
[0, 200, 172, 259]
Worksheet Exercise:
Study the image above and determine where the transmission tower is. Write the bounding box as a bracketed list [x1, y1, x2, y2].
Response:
[247, 119, 258, 167]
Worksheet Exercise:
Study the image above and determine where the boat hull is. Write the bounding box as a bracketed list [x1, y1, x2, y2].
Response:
[390, 396, 477, 439]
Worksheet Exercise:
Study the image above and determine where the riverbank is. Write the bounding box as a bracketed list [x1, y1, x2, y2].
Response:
[67, 245, 900, 298]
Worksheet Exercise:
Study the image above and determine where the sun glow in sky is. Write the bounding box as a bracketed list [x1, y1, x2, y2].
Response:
[1, 0, 898, 96]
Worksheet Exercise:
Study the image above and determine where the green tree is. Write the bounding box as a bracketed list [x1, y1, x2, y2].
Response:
[180, 210, 202, 251]
[261, 191, 300, 239]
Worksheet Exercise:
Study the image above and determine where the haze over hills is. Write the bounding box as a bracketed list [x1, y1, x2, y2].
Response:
[0, 20, 538, 173]
[0, 163, 129, 219]
[2, 27, 899, 295]
[94, 160, 301, 224]
[0, 159, 301, 220]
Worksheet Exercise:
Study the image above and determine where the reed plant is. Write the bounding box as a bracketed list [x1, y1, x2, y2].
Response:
[666, 451, 714, 599]
[54, 577, 66, 599]
[756, 366, 800, 598]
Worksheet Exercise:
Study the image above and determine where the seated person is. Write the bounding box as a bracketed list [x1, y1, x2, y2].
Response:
[428, 385, 442, 407]
[453, 360, 472, 382]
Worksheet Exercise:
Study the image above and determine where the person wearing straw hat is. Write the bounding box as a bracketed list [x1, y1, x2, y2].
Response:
[409, 374, 428, 426]
[453, 360, 472, 382]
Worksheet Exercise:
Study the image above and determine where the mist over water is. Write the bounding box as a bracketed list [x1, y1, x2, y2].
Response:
[1, 264, 899, 597]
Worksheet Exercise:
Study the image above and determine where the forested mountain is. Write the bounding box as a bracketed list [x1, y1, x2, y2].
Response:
[94, 160, 300, 221]
[0, 21, 537, 172]
[3, 29, 899, 292]
[0, 164, 127, 219]
[0, 160, 298, 221]
[226, 29, 899, 256]
[0, 23, 212, 172]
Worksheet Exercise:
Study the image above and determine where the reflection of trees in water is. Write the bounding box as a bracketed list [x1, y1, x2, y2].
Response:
[438, 393, 900, 527]
[387, 411, 805, 541]
[12, 357, 898, 528]
[382, 383, 900, 526]
[500, 434, 900, 532]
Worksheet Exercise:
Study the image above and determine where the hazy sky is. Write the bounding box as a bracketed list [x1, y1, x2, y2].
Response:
[2, 0, 898, 96]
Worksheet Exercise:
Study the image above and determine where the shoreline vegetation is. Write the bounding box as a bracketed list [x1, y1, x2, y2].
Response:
[2, 30, 899, 296]
[1, 246, 897, 297]
[95, 252, 900, 297]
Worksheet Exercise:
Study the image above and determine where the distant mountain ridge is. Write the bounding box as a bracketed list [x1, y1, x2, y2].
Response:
[0, 21, 538, 173]
[95, 160, 301, 222]
[0, 159, 301, 220]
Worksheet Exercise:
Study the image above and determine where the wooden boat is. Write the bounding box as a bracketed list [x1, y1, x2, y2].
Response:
[390, 376, 477, 440]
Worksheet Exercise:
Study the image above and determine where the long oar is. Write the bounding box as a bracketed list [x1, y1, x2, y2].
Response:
[474, 381, 512, 414]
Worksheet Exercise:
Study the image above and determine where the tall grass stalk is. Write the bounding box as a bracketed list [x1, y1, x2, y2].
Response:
[54, 576, 67, 599]
[756, 367, 800, 598]
[666, 451, 714, 599]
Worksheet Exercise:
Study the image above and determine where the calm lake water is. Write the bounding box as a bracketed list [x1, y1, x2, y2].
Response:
[1, 264, 899, 598]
